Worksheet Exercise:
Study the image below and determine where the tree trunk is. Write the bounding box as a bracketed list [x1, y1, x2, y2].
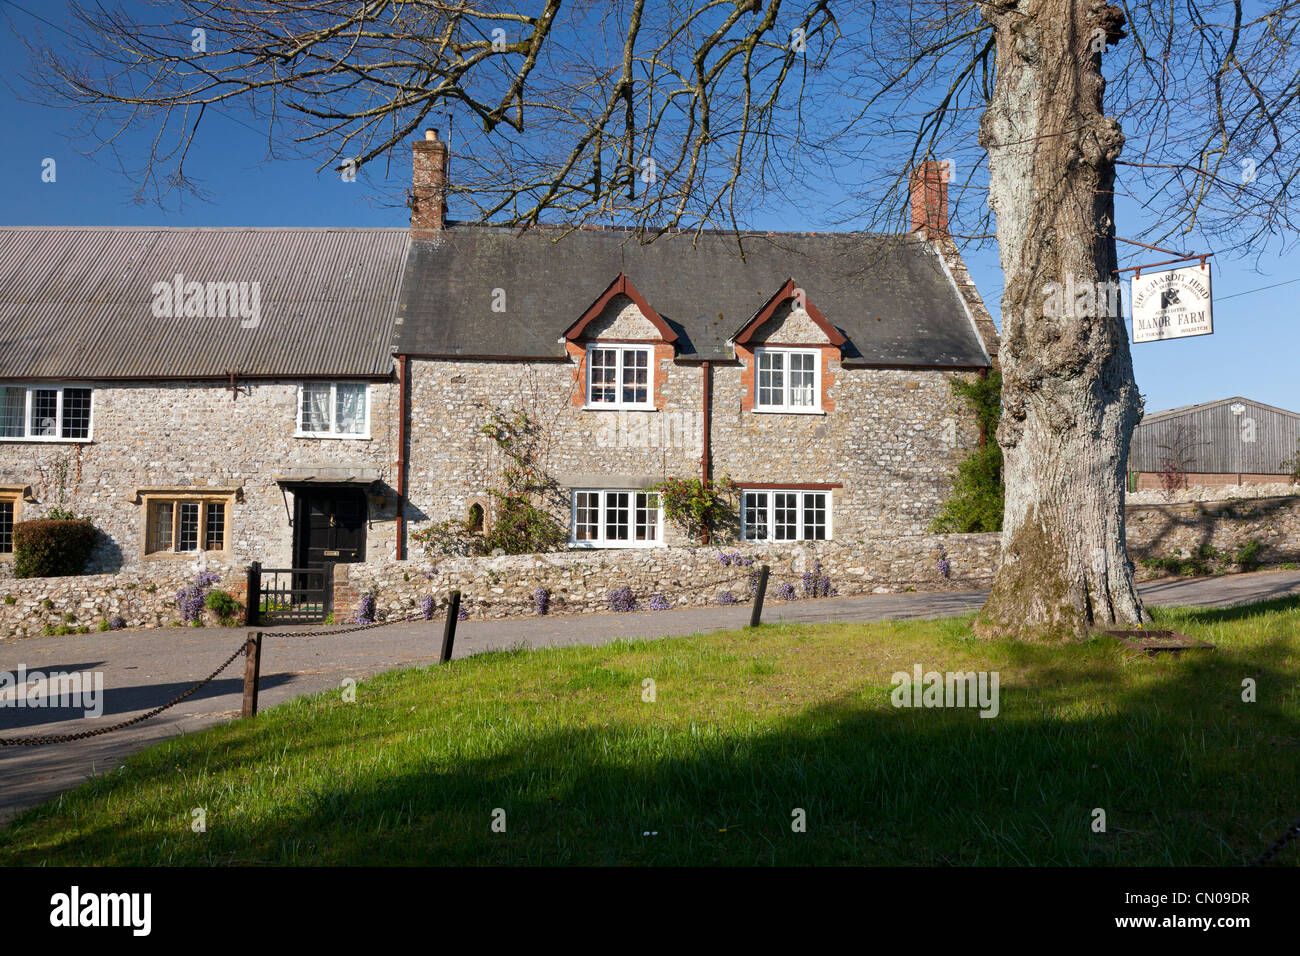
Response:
[975, 0, 1149, 640]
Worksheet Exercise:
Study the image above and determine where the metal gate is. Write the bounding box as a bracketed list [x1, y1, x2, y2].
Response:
[246, 561, 333, 625]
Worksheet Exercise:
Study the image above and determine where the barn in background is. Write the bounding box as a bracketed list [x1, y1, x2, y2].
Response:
[1129, 396, 1300, 490]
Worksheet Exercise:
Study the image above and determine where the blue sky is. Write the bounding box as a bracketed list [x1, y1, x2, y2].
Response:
[2, 2, 1296, 416]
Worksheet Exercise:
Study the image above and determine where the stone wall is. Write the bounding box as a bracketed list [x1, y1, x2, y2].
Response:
[335, 534, 1001, 622]
[8, 495, 1300, 638]
[0, 562, 249, 640]
[0, 379, 400, 576]
[1125, 495, 1300, 566]
[404, 352, 982, 544]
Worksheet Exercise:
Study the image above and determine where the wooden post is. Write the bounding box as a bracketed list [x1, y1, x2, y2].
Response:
[241, 631, 263, 718]
[441, 590, 461, 664]
[324, 562, 336, 621]
[748, 565, 770, 628]
[244, 561, 261, 626]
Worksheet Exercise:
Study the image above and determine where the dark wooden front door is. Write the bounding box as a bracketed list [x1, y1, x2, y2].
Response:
[295, 488, 367, 568]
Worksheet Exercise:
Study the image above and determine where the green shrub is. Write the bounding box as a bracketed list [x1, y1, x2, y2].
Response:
[205, 589, 242, 625]
[1233, 538, 1264, 571]
[931, 372, 1003, 533]
[97, 620, 111, 632]
[13, 519, 97, 578]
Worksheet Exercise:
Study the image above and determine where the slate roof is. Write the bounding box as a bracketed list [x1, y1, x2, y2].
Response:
[393, 225, 994, 367]
[0, 227, 409, 379]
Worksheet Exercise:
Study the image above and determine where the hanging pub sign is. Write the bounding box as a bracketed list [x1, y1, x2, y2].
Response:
[1131, 263, 1213, 343]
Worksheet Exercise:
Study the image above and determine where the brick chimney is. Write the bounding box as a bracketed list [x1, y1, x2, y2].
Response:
[410, 129, 448, 238]
[909, 160, 950, 238]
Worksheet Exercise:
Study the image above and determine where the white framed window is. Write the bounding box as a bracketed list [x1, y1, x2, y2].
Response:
[586, 346, 653, 409]
[571, 489, 663, 547]
[0, 385, 93, 441]
[297, 382, 370, 438]
[754, 348, 820, 412]
[742, 489, 831, 542]
[144, 496, 230, 555]
[0, 495, 17, 556]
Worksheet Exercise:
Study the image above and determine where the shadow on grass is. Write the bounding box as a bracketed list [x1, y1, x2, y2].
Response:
[4, 618, 1298, 867]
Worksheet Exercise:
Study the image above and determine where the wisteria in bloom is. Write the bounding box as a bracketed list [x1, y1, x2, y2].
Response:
[419, 594, 436, 620]
[776, 582, 796, 601]
[648, 593, 672, 611]
[533, 587, 550, 615]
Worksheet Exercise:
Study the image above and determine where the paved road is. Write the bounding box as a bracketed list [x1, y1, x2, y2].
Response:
[3, 569, 1299, 823]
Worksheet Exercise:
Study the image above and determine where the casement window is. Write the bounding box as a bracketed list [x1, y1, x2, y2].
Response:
[753, 348, 820, 412]
[144, 498, 229, 555]
[586, 346, 653, 409]
[571, 489, 663, 547]
[742, 489, 831, 542]
[0, 496, 16, 555]
[0, 385, 93, 441]
[297, 383, 369, 438]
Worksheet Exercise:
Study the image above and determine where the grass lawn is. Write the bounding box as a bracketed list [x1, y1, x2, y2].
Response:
[2, 598, 1299, 866]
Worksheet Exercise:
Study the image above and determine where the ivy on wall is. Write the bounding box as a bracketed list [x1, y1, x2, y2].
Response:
[931, 371, 1004, 534]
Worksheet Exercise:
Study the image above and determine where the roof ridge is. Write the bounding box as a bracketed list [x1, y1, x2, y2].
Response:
[440, 221, 908, 239]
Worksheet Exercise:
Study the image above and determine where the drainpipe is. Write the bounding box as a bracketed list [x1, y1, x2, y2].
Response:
[396, 354, 409, 560]
[701, 361, 712, 545]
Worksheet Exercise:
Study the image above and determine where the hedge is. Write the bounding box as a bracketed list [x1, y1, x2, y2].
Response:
[13, 519, 98, 578]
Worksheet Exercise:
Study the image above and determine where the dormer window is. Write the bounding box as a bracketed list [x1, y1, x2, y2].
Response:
[586, 345, 653, 409]
[755, 348, 820, 412]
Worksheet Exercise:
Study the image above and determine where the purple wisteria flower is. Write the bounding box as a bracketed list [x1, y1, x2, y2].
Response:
[648, 593, 672, 611]
[533, 587, 550, 615]
[716, 590, 738, 605]
[419, 594, 436, 620]
[775, 582, 796, 601]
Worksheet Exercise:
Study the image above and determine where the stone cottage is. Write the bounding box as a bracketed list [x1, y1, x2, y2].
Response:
[392, 135, 1000, 556]
[0, 137, 1000, 627]
[0, 226, 408, 582]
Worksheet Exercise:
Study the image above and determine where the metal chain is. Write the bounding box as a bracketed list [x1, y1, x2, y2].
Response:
[0, 641, 250, 747]
[1254, 816, 1300, 865]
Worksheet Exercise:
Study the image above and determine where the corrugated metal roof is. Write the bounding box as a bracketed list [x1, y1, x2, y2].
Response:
[1132, 396, 1300, 473]
[393, 225, 994, 367]
[0, 227, 409, 379]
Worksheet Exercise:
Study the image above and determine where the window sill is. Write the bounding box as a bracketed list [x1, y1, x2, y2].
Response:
[741, 538, 834, 544]
[580, 406, 658, 413]
[0, 436, 94, 443]
[143, 550, 230, 561]
[569, 541, 667, 550]
[293, 432, 371, 441]
[750, 408, 825, 416]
